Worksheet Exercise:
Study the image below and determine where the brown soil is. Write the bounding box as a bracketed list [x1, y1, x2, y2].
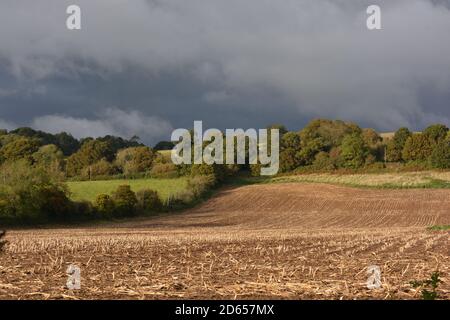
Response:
[1, 183, 449, 299]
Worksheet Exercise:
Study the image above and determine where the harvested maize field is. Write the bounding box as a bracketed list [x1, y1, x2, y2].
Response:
[1, 183, 449, 299]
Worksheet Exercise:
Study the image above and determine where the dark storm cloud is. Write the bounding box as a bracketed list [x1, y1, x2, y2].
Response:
[0, 0, 449, 144]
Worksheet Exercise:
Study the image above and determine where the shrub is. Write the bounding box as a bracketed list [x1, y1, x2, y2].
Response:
[0, 198, 15, 221]
[187, 175, 216, 198]
[190, 164, 226, 181]
[340, 133, 369, 168]
[32, 144, 64, 176]
[300, 119, 361, 154]
[168, 175, 216, 206]
[37, 186, 73, 221]
[430, 140, 450, 169]
[136, 189, 162, 213]
[364, 153, 377, 166]
[312, 151, 335, 170]
[423, 124, 449, 144]
[168, 190, 195, 206]
[297, 138, 326, 165]
[0, 136, 41, 164]
[94, 194, 115, 217]
[225, 164, 241, 176]
[111, 185, 137, 217]
[149, 163, 178, 178]
[71, 200, 94, 219]
[386, 127, 412, 162]
[81, 159, 118, 179]
[250, 163, 262, 177]
[279, 148, 301, 172]
[0, 160, 71, 223]
[66, 140, 115, 177]
[402, 134, 434, 162]
[116, 146, 156, 176]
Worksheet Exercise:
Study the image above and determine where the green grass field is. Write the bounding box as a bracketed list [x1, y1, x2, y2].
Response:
[68, 177, 188, 202]
[271, 171, 450, 189]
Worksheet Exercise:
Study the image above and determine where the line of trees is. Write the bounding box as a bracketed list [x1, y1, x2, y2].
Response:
[275, 120, 450, 173]
[0, 119, 448, 224]
[1, 120, 449, 180]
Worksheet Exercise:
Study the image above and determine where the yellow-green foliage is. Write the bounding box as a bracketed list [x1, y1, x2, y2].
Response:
[115, 146, 156, 175]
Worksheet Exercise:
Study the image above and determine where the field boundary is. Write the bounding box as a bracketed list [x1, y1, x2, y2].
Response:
[231, 171, 450, 190]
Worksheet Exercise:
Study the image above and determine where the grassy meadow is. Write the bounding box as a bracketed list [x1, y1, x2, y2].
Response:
[271, 171, 450, 189]
[68, 177, 188, 202]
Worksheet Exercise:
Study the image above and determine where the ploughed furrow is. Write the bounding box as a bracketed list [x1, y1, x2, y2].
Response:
[151, 183, 450, 231]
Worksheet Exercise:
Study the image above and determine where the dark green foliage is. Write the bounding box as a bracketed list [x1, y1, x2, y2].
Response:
[279, 148, 301, 172]
[53, 132, 80, 155]
[430, 140, 450, 169]
[300, 119, 361, 149]
[154, 141, 175, 151]
[71, 200, 94, 219]
[340, 133, 369, 168]
[312, 151, 336, 170]
[362, 128, 384, 161]
[281, 132, 301, 149]
[279, 132, 302, 172]
[297, 137, 326, 165]
[402, 134, 434, 162]
[136, 189, 162, 213]
[66, 140, 115, 177]
[115, 146, 156, 176]
[423, 124, 449, 144]
[190, 163, 227, 182]
[249, 163, 262, 177]
[10, 127, 80, 156]
[9, 128, 140, 157]
[297, 119, 362, 165]
[386, 127, 412, 162]
[94, 194, 115, 217]
[111, 185, 138, 217]
[37, 186, 73, 221]
[96, 135, 142, 154]
[410, 271, 442, 300]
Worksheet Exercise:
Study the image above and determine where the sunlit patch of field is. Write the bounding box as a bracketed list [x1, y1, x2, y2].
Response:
[272, 171, 450, 188]
[67, 177, 188, 202]
[1, 183, 449, 300]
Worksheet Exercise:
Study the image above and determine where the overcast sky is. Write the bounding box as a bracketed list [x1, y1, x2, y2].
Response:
[0, 0, 449, 144]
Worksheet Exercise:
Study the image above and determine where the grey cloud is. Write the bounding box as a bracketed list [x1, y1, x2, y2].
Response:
[0, 119, 16, 131]
[31, 108, 173, 144]
[0, 0, 449, 140]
